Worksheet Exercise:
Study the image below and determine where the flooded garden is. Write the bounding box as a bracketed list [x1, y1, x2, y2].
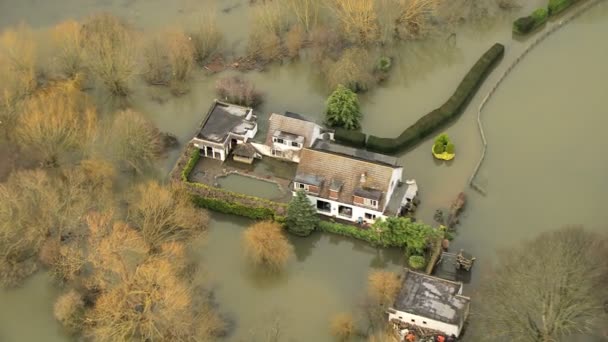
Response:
[1, 0, 608, 341]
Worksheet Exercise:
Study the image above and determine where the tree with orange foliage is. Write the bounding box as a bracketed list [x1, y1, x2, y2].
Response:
[129, 181, 209, 249]
[51, 20, 87, 79]
[243, 221, 293, 271]
[330, 312, 356, 341]
[15, 80, 97, 166]
[328, 0, 379, 44]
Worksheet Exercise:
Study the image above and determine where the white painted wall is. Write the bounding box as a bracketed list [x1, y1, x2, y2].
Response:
[388, 311, 462, 337]
[300, 193, 385, 224]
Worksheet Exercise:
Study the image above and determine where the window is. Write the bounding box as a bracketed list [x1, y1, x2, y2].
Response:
[338, 205, 352, 218]
[273, 138, 285, 144]
[364, 213, 376, 220]
[316, 200, 331, 212]
[298, 183, 305, 189]
[363, 198, 378, 208]
[398, 316, 403, 319]
[291, 141, 299, 147]
[411, 319, 415, 323]
[422, 321, 427, 325]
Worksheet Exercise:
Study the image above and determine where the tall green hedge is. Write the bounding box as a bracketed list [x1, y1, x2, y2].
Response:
[191, 195, 277, 220]
[334, 128, 367, 148]
[548, 0, 577, 16]
[366, 43, 504, 154]
[513, 8, 548, 34]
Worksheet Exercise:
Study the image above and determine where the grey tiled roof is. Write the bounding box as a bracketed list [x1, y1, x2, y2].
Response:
[196, 101, 255, 143]
[393, 270, 470, 326]
[295, 147, 399, 209]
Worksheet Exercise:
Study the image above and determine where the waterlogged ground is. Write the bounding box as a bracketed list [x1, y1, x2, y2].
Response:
[1, 0, 608, 341]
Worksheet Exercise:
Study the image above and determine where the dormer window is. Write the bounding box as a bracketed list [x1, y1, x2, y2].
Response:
[353, 188, 382, 209]
[273, 137, 285, 144]
[291, 141, 300, 147]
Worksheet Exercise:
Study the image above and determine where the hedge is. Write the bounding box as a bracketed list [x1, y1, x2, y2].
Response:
[191, 195, 277, 220]
[317, 220, 384, 247]
[548, 0, 578, 16]
[334, 128, 367, 148]
[513, 8, 548, 34]
[366, 43, 505, 154]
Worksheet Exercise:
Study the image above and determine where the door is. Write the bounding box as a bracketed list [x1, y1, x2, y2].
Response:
[205, 146, 213, 157]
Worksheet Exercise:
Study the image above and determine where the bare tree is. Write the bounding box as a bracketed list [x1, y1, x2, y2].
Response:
[284, 0, 321, 32]
[367, 270, 400, 306]
[324, 47, 374, 92]
[330, 312, 356, 341]
[0, 24, 38, 133]
[215, 76, 262, 107]
[128, 181, 209, 249]
[166, 29, 196, 95]
[0, 170, 55, 287]
[251, 1, 287, 37]
[328, 0, 379, 45]
[476, 226, 608, 341]
[51, 20, 87, 80]
[54, 289, 85, 333]
[106, 109, 162, 174]
[81, 13, 137, 98]
[141, 33, 170, 86]
[190, 13, 223, 65]
[243, 221, 294, 272]
[284, 25, 305, 59]
[395, 0, 439, 40]
[15, 80, 98, 166]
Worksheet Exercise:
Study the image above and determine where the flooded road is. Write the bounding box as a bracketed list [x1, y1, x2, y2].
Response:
[1, 0, 607, 340]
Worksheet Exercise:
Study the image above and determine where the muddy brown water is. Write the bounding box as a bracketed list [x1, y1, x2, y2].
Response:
[1, 0, 607, 341]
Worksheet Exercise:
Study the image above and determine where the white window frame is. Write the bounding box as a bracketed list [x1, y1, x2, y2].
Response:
[295, 182, 309, 191]
[363, 198, 378, 208]
[364, 212, 376, 220]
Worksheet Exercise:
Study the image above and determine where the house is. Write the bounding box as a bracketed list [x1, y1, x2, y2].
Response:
[292, 140, 404, 224]
[388, 269, 471, 337]
[191, 100, 257, 161]
[251, 111, 325, 163]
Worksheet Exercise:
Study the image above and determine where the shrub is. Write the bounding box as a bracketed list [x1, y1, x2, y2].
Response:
[285, 190, 319, 236]
[366, 43, 504, 154]
[243, 221, 293, 271]
[215, 76, 262, 108]
[433, 143, 445, 154]
[446, 142, 455, 154]
[513, 8, 548, 35]
[334, 128, 367, 148]
[548, 0, 577, 16]
[330, 313, 355, 341]
[376, 57, 392, 73]
[325, 84, 362, 130]
[408, 255, 426, 270]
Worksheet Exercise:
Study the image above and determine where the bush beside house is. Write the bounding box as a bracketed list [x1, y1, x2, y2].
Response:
[285, 190, 319, 237]
[325, 85, 362, 130]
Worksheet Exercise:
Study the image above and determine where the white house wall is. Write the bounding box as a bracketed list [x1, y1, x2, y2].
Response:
[388, 311, 461, 337]
[302, 193, 385, 223]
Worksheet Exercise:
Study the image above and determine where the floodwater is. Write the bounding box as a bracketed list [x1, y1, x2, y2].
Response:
[1, 0, 608, 341]
[216, 174, 284, 200]
[192, 214, 403, 342]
